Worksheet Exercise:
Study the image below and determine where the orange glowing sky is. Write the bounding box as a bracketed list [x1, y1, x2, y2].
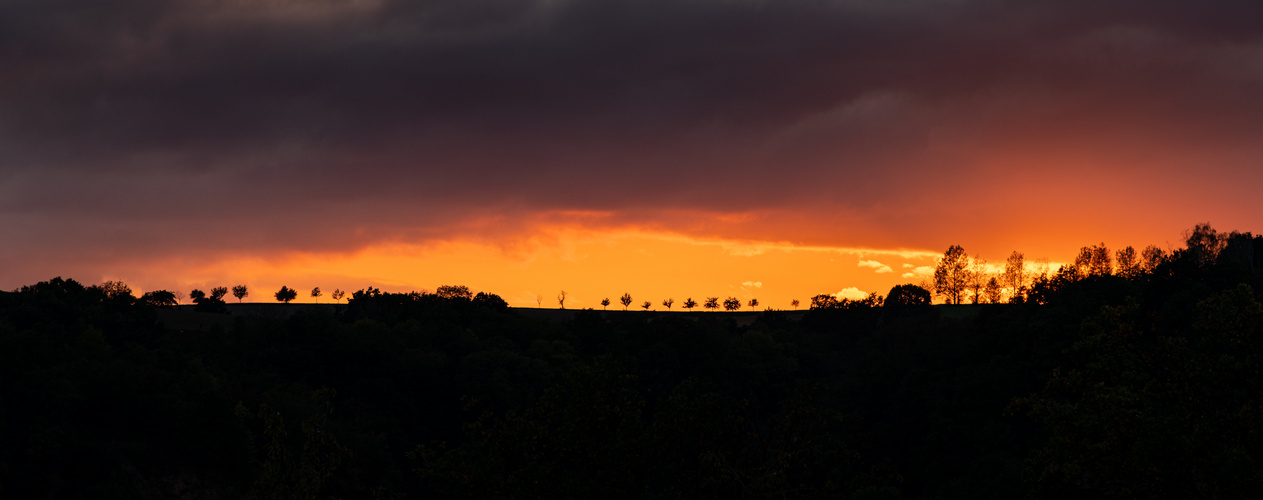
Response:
[4, 0, 1263, 303]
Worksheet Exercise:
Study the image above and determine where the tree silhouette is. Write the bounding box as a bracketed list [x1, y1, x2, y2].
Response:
[601, 298, 610, 310]
[275, 286, 297, 304]
[437, 285, 473, 300]
[536, 294, 543, 308]
[984, 278, 1002, 304]
[934, 245, 969, 305]
[1074, 243, 1112, 277]
[704, 297, 719, 310]
[747, 298, 759, 309]
[791, 299, 800, 309]
[641, 300, 652, 311]
[311, 287, 322, 303]
[662, 298, 674, 310]
[1002, 251, 1026, 303]
[332, 289, 345, 303]
[723, 297, 741, 311]
[1185, 222, 1224, 266]
[683, 298, 698, 310]
[139, 290, 178, 307]
[1116, 246, 1140, 278]
[1142, 245, 1167, 271]
[232, 284, 248, 302]
[473, 292, 509, 309]
[93, 280, 133, 301]
[884, 284, 930, 308]
[187, 286, 229, 313]
[966, 257, 987, 304]
[620, 293, 633, 311]
[557, 290, 567, 309]
[811, 294, 839, 309]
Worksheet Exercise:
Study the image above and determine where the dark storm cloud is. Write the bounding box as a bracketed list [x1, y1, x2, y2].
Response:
[4, 0, 1263, 278]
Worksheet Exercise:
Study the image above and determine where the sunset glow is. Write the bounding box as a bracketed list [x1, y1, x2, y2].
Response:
[4, 0, 1262, 300]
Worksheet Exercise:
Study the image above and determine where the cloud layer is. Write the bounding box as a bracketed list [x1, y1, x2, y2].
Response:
[4, 0, 1263, 287]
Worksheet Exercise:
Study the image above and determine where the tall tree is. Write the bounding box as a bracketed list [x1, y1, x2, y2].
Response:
[1076, 243, 1113, 276]
[601, 298, 610, 310]
[311, 287, 322, 303]
[1116, 246, 1140, 278]
[791, 299, 800, 309]
[557, 290, 567, 309]
[662, 298, 674, 310]
[620, 293, 633, 311]
[331, 289, 345, 303]
[1185, 222, 1224, 266]
[984, 278, 1002, 304]
[1002, 251, 1027, 303]
[723, 297, 741, 311]
[966, 257, 988, 304]
[232, 284, 248, 302]
[933, 245, 969, 305]
[1141, 245, 1167, 272]
[747, 298, 759, 309]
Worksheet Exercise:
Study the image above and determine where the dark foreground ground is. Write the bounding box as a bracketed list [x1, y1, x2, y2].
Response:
[4, 249, 1263, 498]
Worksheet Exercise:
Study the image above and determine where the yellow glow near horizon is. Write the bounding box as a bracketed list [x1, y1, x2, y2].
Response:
[115, 227, 949, 309]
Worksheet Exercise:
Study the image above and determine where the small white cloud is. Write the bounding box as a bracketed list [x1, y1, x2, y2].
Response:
[741, 280, 763, 288]
[912, 266, 934, 276]
[902, 263, 915, 268]
[858, 259, 893, 273]
[902, 272, 915, 278]
[834, 287, 869, 301]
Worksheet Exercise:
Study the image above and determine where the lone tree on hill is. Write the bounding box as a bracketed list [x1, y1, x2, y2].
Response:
[683, 297, 698, 310]
[311, 287, 322, 303]
[723, 297, 741, 311]
[557, 290, 567, 309]
[620, 293, 633, 311]
[704, 297, 719, 310]
[934, 245, 969, 305]
[332, 289, 345, 302]
[663, 297, 674, 310]
[791, 299, 800, 309]
[748, 298, 759, 309]
[601, 298, 610, 310]
[275, 286, 297, 304]
[232, 284, 248, 302]
[641, 300, 652, 311]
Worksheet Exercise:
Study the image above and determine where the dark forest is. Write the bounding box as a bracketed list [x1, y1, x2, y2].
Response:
[3, 224, 1263, 499]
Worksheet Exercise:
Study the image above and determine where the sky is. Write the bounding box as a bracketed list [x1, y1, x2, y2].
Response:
[4, 0, 1263, 306]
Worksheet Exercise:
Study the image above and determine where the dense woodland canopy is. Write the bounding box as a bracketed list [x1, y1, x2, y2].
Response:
[3, 224, 1263, 498]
